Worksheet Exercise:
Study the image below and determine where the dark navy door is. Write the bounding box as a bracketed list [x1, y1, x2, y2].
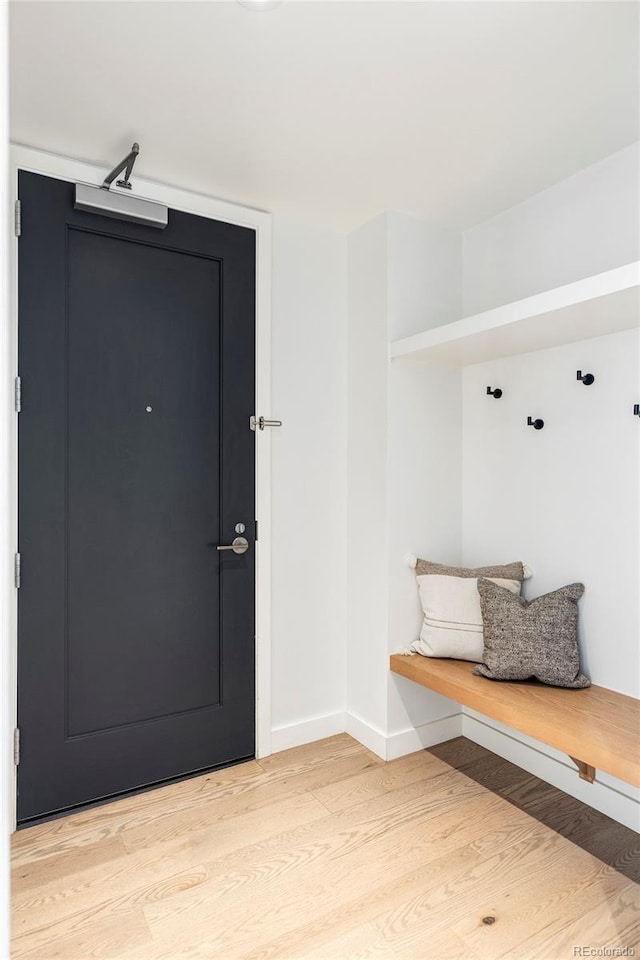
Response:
[17, 171, 256, 823]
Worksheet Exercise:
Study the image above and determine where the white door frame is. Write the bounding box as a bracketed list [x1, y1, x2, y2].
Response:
[8, 143, 273, 829]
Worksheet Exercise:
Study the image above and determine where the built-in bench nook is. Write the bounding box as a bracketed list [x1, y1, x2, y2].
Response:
[390, 654, 640, 789]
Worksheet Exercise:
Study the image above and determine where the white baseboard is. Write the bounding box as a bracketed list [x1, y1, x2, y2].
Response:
[271, 710, 462, 762]
[270, 711, 346, 754]
[270, 706, 640, 832]
[345, 711, 462, 761]
[344, 711, 387, 759]
[462, 711, 640, 833]
[385, 713, 463, 761]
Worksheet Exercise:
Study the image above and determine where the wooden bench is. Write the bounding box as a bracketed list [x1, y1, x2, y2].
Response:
[390, 654, 640, 788]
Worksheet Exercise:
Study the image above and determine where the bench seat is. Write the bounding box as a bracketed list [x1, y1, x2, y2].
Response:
[390, 654, 640, 788]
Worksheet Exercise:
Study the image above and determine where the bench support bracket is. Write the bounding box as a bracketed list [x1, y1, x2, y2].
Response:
[570, 757, 595, 783]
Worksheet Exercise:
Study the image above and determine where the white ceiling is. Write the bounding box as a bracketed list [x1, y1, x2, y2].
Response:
[9, 1, 639, 231]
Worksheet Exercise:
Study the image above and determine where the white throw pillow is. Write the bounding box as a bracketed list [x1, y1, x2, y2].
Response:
[409, 558, 530, 663]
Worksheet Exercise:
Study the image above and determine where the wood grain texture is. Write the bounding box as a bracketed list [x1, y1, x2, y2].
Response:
[430, 737, 640, 884]
[11, 758, 264, 866]
[11, 735, 639, 960]
[512, 882, 640, 960]
[452, 857, 639, 958]
[390, 653, 640, 786]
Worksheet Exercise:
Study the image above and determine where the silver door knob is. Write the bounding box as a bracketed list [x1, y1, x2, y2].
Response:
[216, 536, 249, 555]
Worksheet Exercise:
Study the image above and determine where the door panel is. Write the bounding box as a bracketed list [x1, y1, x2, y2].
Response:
[67, 230, 222, 734]
[17, 171, 256, 822]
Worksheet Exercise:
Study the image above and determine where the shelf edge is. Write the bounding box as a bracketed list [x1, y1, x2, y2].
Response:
[390, 260, 640, 362]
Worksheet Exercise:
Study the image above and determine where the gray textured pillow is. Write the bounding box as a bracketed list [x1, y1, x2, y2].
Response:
[473, 579, 590, 689]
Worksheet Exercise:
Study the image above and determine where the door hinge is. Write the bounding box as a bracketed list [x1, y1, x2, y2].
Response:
[250, 416, 283, 432]
[13, 728, 20, 766]
[15, 376, 21, 413]
[255, 520, 259, 542]
[14, 200, 22, 238]
[14, 553, 21, 589]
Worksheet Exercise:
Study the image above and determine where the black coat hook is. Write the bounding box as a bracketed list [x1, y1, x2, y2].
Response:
[527, 416, 544, 430]
[577, 370, 595, 386]
[634, 404, 640, 417]
[486, 386, 502, 399]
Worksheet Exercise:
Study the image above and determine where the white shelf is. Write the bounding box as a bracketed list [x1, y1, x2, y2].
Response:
[390, 262, 640, 367]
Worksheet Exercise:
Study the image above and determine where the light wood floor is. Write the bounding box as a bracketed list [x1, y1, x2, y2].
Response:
[11, 735, 640, 960]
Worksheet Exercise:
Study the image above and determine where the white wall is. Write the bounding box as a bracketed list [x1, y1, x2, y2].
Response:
[346, 215, 389, 739]
[463, 142, 640, 315]
[386, 211, 461, 339]
[347, 212, 464, 755]
[386, 213, 463, 742]
[463, 329, 639, 698]
[270, 217, 348, 749]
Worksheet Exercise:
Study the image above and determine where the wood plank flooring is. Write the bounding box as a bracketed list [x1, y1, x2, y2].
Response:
[11, 735, 640, 960]
[429, 738, 640, 884]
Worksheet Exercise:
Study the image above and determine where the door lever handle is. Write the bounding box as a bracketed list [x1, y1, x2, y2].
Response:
[215, 536, 249, 555]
